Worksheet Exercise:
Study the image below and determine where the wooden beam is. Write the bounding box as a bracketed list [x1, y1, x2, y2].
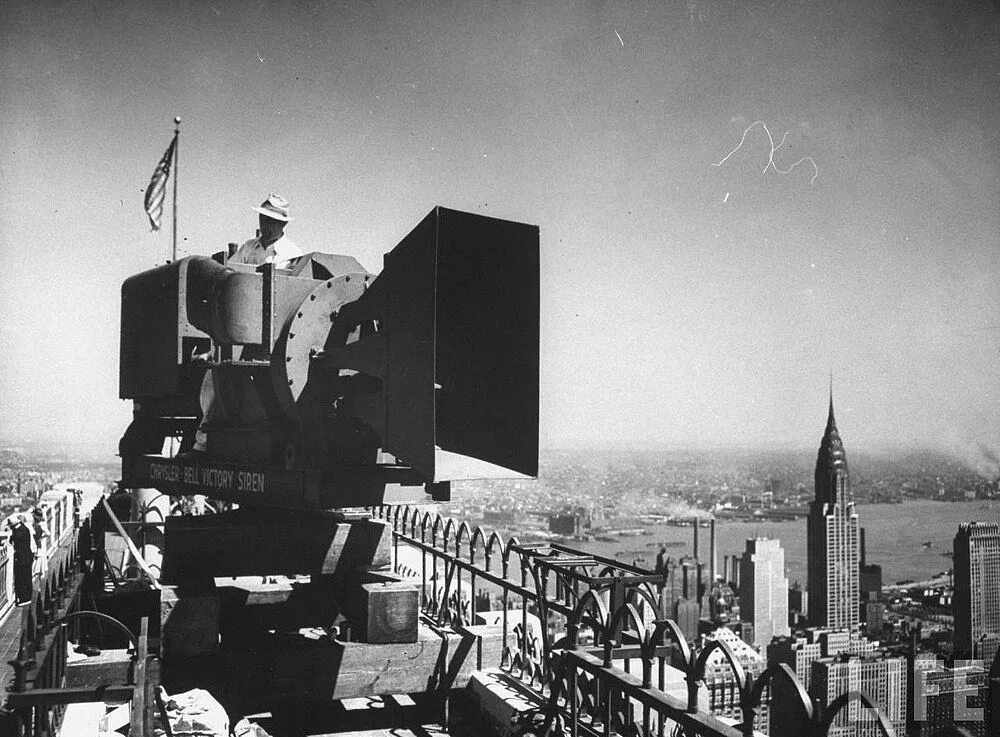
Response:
[121, 454, 430, 509]
[130, 617, 155, 737]
[217, 578, 338, 646]
[65, 649, 132, 688]
[217, 574, 418, 646]
[4, 685, 135, 707]
[160, 510, 391, 581]
[220, 621, 503, 706]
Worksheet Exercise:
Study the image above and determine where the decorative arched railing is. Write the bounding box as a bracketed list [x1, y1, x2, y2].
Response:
[0, 489, 79, 619]
[820, 691, 897, 736]
[374, 504, 994, 737]
[0, 489, 165, 737]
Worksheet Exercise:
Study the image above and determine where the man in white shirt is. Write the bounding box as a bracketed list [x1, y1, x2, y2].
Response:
[231, 193, 302, 268]
[185, 195, 302, 456]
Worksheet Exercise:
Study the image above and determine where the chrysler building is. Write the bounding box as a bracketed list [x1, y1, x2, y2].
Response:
[807, 390, 860, 630]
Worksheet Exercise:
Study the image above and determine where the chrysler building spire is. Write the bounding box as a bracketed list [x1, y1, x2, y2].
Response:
[807, 381, 860, 630]
[815, 380, 849, 506]
[827, 371, 836, 431]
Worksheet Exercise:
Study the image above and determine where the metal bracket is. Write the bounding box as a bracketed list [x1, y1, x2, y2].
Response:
[261, 262, 276, 353]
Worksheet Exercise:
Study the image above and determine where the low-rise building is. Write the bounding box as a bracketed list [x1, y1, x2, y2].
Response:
[697, 627, 768, 733]
[810, 652, 907, 737]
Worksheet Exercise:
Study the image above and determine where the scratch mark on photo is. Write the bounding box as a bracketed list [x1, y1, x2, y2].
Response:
[714, 120, 818, 184]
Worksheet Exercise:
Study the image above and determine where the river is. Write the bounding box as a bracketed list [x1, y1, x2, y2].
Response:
[572, 500, 999, 586]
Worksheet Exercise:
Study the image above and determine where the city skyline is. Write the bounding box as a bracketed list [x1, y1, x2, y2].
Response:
[0, 386, 997, 732]
[1, 1, 998, 462]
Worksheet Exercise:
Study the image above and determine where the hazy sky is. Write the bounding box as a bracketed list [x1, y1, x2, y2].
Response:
[1, 1, 998, 470]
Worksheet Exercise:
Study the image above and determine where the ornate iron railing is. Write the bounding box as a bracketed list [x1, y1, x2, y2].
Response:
[0, 492, 161, 737]
[375, 505, 995, 737]
[0, 543, 10, 615]
[2, 495, 88, 737]
[0, 490, 77, 624]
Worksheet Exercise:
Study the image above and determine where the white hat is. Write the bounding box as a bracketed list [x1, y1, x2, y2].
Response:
[251, 194, 293, 222]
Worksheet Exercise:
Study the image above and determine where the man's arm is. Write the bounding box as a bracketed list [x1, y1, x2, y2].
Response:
[230, 236, 262, 265]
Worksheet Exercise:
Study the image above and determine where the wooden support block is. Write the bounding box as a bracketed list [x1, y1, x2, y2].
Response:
[161, 584, 220, 659]
[160, 510, 391, 582]
[337, 572, 419, 644]
[217, 577, 339, 647]
[65, 648, 132, 691]
[354, 581, 418, 643]
[218, 572, 417, 645]
[222, 621, 504, 706]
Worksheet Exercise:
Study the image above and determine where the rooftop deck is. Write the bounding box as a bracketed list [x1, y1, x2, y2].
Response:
[0, 493, 995, 737]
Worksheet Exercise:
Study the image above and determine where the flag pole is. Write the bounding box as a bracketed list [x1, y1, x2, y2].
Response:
[172, 116, 180, 262]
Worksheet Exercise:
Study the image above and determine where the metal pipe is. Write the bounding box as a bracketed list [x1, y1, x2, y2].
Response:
[709, 518, 716, 585]
[172, 117, 180, 262]
[697, 562, 704, 605]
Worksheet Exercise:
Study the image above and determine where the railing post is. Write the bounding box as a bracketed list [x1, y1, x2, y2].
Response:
[568, 657, 579, 737]
[420, 518, 428, 610]
[468, 529, 478, 623]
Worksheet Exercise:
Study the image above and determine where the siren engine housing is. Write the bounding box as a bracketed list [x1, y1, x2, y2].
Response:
[119, 207, 539, 509]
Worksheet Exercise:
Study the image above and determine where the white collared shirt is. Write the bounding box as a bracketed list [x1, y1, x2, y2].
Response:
[232, 234, 302, 269]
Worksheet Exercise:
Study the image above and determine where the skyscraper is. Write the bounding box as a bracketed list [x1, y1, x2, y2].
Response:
[739, 537, 789, 649]
[810, 653, 908, 737]
[954, 522, 1000, 665]
[807, 391, 860, 630]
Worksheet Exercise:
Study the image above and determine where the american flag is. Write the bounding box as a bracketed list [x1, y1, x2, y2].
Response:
[143, 137, 176, 231]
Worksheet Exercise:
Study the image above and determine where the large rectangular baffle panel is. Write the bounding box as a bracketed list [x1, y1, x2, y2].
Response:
[382, 207, 539, 483]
